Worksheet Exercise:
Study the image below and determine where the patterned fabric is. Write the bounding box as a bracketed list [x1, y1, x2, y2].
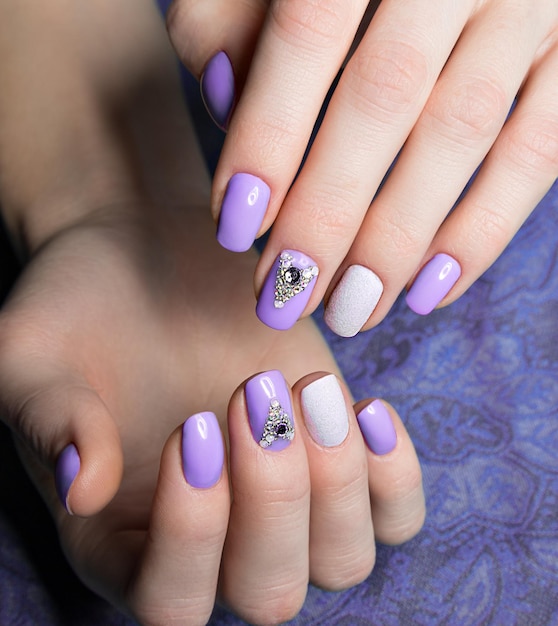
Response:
[0, 8, 557, 623]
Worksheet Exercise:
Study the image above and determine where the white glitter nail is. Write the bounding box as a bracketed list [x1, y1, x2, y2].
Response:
[324, 265, 384, 337]
[300, 374, 349, 447]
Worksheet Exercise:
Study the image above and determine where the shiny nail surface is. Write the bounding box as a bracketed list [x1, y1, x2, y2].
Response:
[300, 375, 349, 447]
[256, 250, 319, 330]
[245, 370, 294, 451]
[406, 253, 461, 315]
[356, 400, 397, 455]
[200, 51, 235, 130]
[55, 443, 80, 513]
[217, 173, 270, 252]
[182, 412, 224, 488]
[325, 265, 384, 337]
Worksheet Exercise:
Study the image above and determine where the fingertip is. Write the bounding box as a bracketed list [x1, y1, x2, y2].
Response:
[61, 414, 124, 517]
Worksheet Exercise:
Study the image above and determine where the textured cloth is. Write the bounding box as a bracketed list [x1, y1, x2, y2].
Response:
[0, 13, 557, 625]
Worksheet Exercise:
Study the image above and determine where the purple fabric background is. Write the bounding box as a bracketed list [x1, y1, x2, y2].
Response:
[0, 4, 557, 624]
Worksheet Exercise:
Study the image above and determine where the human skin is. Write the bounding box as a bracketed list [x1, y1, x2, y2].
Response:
[0, 1, 425, 624]
[167, 0, 558, 334]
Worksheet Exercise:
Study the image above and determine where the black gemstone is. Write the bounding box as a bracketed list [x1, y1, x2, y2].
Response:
[275, 423, 288, 436]
[285, 267, 301, 285]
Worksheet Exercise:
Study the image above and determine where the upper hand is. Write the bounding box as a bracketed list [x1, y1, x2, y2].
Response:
[168, 0, 558, 334]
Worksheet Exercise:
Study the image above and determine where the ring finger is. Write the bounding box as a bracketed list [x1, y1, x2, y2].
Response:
[323, 1, 553, 335]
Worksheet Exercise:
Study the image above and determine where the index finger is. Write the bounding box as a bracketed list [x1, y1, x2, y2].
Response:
[211, 0, 369, 246]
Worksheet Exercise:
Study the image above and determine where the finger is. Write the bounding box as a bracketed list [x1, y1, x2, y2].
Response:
[355, 399, 425, 545]
[292, 373, 375, 590]
[210, 0, 370, 252]
[0, 313, 123, 517]
[126, 413, 229, 625]
[221, 370, 310, 625]
[252, 0, 473, 330]
[410, 36, 558, 310]
[326, 1, 553, 330]
[166, 0, 267, 128]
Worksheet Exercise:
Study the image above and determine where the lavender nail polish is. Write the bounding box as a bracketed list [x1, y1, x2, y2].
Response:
[356, 400, 397, 455]
[182, 412, 224, 489]
[55, 443, 80, 513]
[217, 173, 270, 252]
[256, 250, 319, 330]
[245, 370, 294, 451]
[200, 51, 235, 131]
[406, 253, 461, 315]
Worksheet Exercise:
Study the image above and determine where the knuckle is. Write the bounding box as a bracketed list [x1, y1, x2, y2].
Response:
[236, 112, 301, 173]
[133, 602, 211, 626]
[288, 179, 361, 249]
[372, 208, 426, 269]
[270, 0, 354, 50]
[463, 200, 511, 258]
[425, 77, 508, 144]
[502, 115, 558, 174]
[345, 40, 429, 117]
[236, 581, 306, 626]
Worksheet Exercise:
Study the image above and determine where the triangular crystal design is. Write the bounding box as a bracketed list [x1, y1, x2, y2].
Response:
[274, 252, 319, 309]
[259, 400, 295, 448]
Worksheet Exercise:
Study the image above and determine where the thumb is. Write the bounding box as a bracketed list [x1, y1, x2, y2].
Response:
[0, 334, 123, 517]
[165, 0, 268, 128]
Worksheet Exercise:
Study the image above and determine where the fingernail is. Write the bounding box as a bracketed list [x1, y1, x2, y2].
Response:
[245, 370, 294, 451]
[406, 253, 461, 315]
[182, 411, 224, 489]
[356, 400, 397, 455]
[200, 51, 235, 131]
[217, 173, 271, 252]
[55, 443, 80, 514]
[300, 374, 349, 447]
[324, 265, 384, 337]
[256, 250, 319, 330]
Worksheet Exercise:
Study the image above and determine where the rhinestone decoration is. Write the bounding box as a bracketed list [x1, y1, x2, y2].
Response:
[259, 400, 295, 448]
[273, 252, 319, 309]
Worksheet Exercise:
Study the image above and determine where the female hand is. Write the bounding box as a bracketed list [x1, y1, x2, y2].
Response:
[167, 0, 558, 335]
[0, 208, 424, 625]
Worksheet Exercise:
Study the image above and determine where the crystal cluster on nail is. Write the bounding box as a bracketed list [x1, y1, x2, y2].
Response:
[259, 400, 295, 448]
[274, 252, 319, 309]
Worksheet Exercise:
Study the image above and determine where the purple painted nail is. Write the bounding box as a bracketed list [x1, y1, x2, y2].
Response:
[256, 250, 319, 330]
[356, 400, 397, 455]
[182, 412, 224, 489]
[200, 51, 235, 131]
[245, 370, 294, 451]
[406, 253, 461, 315]
[217, 173, 270, 252]
[55, 443, 80, 513]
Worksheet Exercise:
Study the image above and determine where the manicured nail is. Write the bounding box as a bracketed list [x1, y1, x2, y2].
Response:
[325, 265, 384, 337]
[55, 443, 80, 513]
[256, 250, 319, 330]
[182, 411, 224, 489]
[406, 253, 461, 315]
[217, 173, 270, 252]
[245, 370, 294, 451]
[200, 51, 235, 131]
[300, 375, 349, 447]
[356, 400, 397, 455]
